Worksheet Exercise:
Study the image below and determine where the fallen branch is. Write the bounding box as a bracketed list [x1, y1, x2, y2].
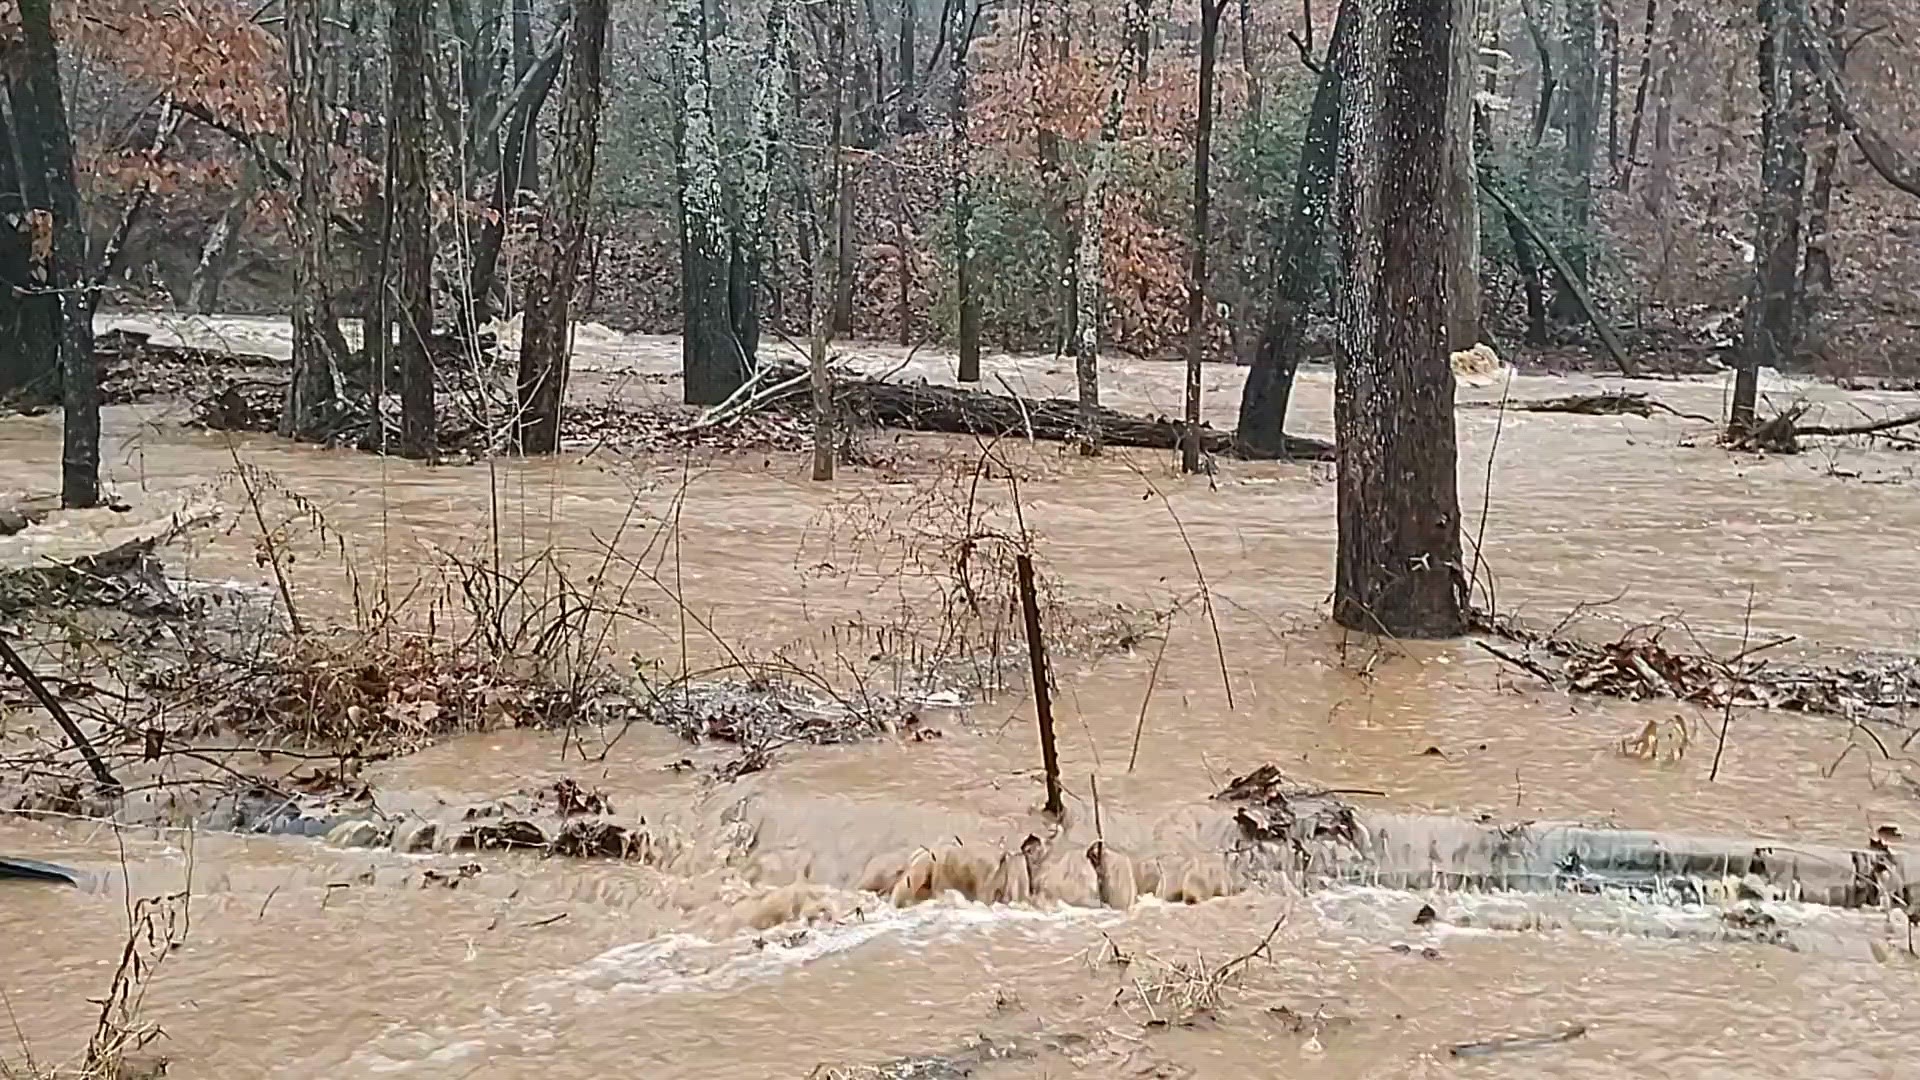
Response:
[0, 634, 122, 790]
[1451, 1024, 1588, 1058]
[1478, 174, 1638, 377]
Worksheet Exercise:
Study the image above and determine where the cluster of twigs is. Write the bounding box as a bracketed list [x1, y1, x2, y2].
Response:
[1091, 915, 1288, 1027]
[1473, 609, 1920, 729]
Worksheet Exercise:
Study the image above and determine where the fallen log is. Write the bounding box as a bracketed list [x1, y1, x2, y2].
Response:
[777, 373, 1337, 460]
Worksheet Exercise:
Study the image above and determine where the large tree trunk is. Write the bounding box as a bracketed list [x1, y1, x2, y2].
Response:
[516, 0, 609, 453]
[1331, 0, 1467, 638]
[1235, 1, 1353, 457]
[1731, 0, 1811, 434]
[950, 0, 982, 382]
[1179, 0, 1223, 474]
[389, 0, 436, 459]
[281, 0, 348, 442]
[0, 73, 58, 404]
[9, 0, 96, 506]
[673, 0, 745, 405]
[1444, 0, 1481, 351]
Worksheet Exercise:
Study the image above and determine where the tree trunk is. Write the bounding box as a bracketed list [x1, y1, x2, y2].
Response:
[1331, 0, 1467, 638]
[1180, 0, 1223, 474]
[895, 0, 918, 131]
[1553, 0, 1601, 323]
[1445, 0, 1481, 352]
[9, 0, 96, 506]
[735, 0, 792, 375]
[186, 161, 257, 316]
[467, 0, 562, 331]
[951, 0, 982, 382]
[0, 95, 58, 404]
[1798, 0, 1845, 304]
[1031, 1, 1073, 356]
[1617, 0, 1659, 191]
[1072, 0, 1150, 454]
[1519, 0, 1558, 147]
[281, 0, 347, 442]
[1731, 0, 1811, 434]
[516, 0, 609, 453]
[1235, 1, 1353, 457]
[811, 0, 850, 481]
[389, 0, 436, 460]
[673, 0, 745, 406]
[1604, 8, 1620, 174]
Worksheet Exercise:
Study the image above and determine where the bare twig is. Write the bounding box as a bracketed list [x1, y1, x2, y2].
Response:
[1709, 585, 1756, 782]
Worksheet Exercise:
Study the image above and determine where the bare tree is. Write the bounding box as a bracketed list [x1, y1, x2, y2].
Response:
[950, 0, 983, 382]
[516, 0, 610, 452]
[1617, 0, 1660, 192]
[1331, 0, 1468, 638]
[1236, 1, 1354, 457]
[1072, 0, 1152, 454]
[673, 0, 743, 406]
[1554, 0, 1602, 323]
[1730, 0, 1812, 434]
[281, 0, 351, 442]
[1179, 0, 1224, 474]
[811, 0, 851, 482]
[388, 0, 436, 460]
[7, 0, 96, 506]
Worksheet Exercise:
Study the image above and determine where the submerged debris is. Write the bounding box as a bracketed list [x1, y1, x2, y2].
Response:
[641, 677, 915, 748]
[1215, 764, 1365, 866]
[1473, 610, 1920, 727]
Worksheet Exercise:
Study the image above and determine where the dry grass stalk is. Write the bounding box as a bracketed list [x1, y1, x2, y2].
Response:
[1090, 914, 1288, 1027]
[3, 893, 183, 1080]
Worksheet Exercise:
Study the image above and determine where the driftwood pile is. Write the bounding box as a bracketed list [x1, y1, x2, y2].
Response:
[1473, 610, 1920, 728]
[1727, 401, 1920, 454]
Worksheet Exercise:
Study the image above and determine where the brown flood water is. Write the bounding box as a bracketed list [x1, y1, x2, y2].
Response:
[4, 315, 1920, 1077]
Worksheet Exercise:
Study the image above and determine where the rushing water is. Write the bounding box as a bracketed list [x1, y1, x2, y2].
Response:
[4, 315, 1920, 1077]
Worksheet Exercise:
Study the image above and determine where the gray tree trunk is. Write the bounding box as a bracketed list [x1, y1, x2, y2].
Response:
[10, 0, 96, 506]
[1731, 0, 1811, 432]
[1444, 0, 1481, 352]
[516, 0, 610, 452]
[950, 0, 982, 382]
[673, 0, 746, 406]
[1331, 0, 1467, 638]
[1179, 0, 1223, 473]
[1553, 0, 1601, 323]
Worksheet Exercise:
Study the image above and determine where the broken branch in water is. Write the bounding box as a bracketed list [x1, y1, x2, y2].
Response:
[0, 633, 121, 790]
[1475, 639, 1559, 688]
[1731, 403, 1920, 453]
[1450, 1023, 1588, 1058]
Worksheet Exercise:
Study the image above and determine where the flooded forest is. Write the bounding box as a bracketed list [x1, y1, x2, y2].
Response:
[8, 0, 1920, 1076]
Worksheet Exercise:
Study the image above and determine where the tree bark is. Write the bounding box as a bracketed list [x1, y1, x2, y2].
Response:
[735, 0, 793, 376]
[1444, 0, 1481, 352]
[9, 0, 96, 506]
[1072, 0, 1151, 454]
[389, 0, 436, 460]
[950, 0, 982, 382]
[281, 0, 348, 442]
[673, 0, 746, 405]
[811, 0, 850, 481]
[1235, 1, 1353, 457]
[895, 0, 918, 131]
[187, 161, 258, 316]
[0, 69, 57, 403]
[1331, 0, 1467, 638]
[516, 0, 609, 453]
[1798, 0, 1844, 305]
[1553, 0, 1601, 323]
[1180, 0, 1222, 474]
[1731, 0, 1811, 434]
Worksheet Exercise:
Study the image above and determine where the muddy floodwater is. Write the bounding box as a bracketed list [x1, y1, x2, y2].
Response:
[5, 314, 1920, 1078]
